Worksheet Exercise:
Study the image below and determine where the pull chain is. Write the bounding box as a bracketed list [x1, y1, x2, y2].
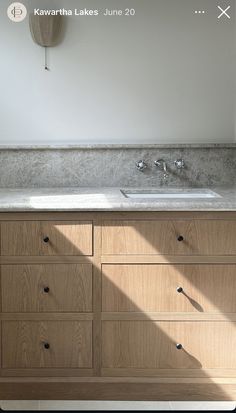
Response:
[44, 47, 49, 70]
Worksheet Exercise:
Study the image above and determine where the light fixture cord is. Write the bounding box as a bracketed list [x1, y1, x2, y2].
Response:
[44, 47, 49, 71]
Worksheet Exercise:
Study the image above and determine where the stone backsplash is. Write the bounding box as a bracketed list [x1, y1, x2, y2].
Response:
[0, 145, 235, 188]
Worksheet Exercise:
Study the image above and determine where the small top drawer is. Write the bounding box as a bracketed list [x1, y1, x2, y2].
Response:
[1, 221, 93, 256]
[102, 220, 236, 255]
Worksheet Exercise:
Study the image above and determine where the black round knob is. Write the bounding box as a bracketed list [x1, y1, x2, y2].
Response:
[43, 287, 50, 293]
[44, 343, 50, 349]
[176, 343, 183, 350]
[177, 235, 184, 242]
[43, 236, 49, 243]
[177, 287, 183, 293]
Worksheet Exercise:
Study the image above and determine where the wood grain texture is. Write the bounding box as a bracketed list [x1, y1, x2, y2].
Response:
[0, 382, 235, 401]
[0, 256, 94, 264]
[0, 377, 236, 383]
[101, 368, 236, 378]
[102, 312, 236, 321]
[1, 221, 41, 256]
[102, 321, 236, 369]
[1, 264, 92, 313]
[2, 321, 92, 369]
[0, 212, 96, 221]
[102, 220, 236, 255]
[92, 219, 102, 376]
[0, 313, 93, 321]
[102, 264, 236, 313]
[100, 211, 236, 220]
[1, 221, 93, 256]
[0, 369, 94, 377]
[40, 221, 93, 256]
[1, 211, 236, 400]
[101, 255, 236, 264]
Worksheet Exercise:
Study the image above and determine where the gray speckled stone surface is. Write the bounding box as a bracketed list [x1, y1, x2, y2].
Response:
[0, 147, 236, 188]
[0, 187, 236, 211]
[0, 144, 236, 149]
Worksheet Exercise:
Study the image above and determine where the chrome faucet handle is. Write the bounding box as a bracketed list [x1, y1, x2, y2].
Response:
[174, 159, 185, 169]
[136, 160, 147, 172]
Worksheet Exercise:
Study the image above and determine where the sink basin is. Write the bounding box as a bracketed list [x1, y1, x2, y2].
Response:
[121, 189, 221, 199]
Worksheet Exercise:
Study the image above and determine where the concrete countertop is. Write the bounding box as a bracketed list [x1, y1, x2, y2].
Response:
[0, 187, 236, 211]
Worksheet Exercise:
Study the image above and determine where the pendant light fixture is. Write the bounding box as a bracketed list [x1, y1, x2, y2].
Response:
[29, 14, 63, 71]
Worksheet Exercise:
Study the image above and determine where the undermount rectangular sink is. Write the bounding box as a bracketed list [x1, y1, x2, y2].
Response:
[121, 189, 221, 199]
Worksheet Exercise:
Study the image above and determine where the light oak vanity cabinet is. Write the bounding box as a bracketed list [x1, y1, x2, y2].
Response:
[0, 211, 236, 401]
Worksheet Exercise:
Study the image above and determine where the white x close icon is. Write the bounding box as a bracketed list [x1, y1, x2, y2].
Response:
[217, 5, 231, 19]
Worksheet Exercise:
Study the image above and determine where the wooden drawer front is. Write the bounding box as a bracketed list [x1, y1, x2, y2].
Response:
[102, 220, 236, 255]
[2, 321, 92, 368]
[1, 221, 93, 256]
[102, 264, 236, 313]
[102, 321, 236, 369]
[1, 264, 92, 312]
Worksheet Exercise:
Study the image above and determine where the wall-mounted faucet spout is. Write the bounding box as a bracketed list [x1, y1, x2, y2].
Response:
[154, 159, 169, 181]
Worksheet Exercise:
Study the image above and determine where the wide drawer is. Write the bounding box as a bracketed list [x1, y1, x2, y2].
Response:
[102, 220, 236, 255]
[102, 264, 236, 313]
[1, 264, 92, 312]
[1, 221, 93, 256]
[2, 321, 92, 368]
[102, 321, 236, 369]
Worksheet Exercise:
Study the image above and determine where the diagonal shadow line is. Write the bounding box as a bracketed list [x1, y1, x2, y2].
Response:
[99, 217, 236, 398]
[1, 218, 234, 401]
[103, 219, 236, 314]
[101, 265, 235, 371]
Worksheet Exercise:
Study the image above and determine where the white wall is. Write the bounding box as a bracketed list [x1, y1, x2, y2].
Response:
[0, 0, 235, 144]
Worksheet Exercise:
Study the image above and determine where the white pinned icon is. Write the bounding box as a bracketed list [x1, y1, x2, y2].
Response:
[217, 5, 231, 19]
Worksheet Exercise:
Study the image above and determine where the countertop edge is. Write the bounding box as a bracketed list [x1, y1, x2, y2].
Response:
[0, 143, 236, 150]
[0, 187, 235, 212]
